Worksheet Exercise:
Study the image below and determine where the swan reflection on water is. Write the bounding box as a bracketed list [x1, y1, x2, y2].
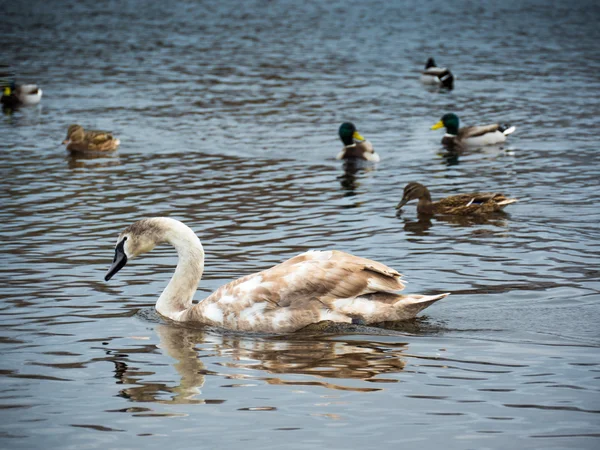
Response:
[106, 323, 417, 406]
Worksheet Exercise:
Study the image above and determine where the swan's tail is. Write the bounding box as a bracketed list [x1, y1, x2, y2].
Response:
[393, 293, 449, 318]
[331, 292, 449, 324]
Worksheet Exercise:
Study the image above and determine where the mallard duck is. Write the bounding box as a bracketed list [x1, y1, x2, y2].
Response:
[420, 58, 454, 90]
[336, 122, 380, 162]
[432, 113, 516, 149]
[1, 82, 43, 107]
[104, 218, 449, 333]
[396, 182, 518, 216]
[62, 124, 120, 153]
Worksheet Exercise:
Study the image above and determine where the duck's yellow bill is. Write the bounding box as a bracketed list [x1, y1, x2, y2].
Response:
[352, 131, 365, 141]
[3, 87, 11, 96]
[431, 121, 444, 130]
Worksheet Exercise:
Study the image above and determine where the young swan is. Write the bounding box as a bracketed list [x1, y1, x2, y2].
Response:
[105, 218, 448, 333]
[62, 124, 120, 153]
[396, 182, 518, 216]
[336, 122, 380, 162]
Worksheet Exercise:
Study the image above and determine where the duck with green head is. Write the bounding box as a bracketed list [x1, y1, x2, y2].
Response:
[336, 122, 380, 162]
[432, 113, 516, 150]
[1, 81, 42, 107]
[396, 182, 518, 216]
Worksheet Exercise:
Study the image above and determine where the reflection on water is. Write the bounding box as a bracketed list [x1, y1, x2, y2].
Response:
[113, 326, 208, 405]
[110, 324, 410, 407]
[337, 159, 376, 197]
[399, 212, 511, 236]
[66, 152, 122, 170]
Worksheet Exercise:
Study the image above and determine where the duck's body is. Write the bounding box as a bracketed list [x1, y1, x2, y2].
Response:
[1, 84, 42, 107]
[396, 182, 518, 216]
[432, 113, 515, 150]
[63, 124, 120, 153]
[420, 58, 454, 90]
[105, 218, 448, 333]
[336, 122, 380, 162]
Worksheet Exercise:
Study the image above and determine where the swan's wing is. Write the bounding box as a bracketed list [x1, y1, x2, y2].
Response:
[203, 250, 405, 311]
[459, 124, 499, 139]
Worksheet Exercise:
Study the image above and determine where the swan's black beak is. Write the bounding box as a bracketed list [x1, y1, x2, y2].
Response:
[105, 238, 128, 281]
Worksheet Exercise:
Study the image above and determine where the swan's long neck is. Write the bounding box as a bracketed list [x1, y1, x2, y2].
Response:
[155, 220, 205, 321]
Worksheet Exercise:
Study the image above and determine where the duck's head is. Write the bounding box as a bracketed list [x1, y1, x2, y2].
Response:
[105, 219, 167, 281]
[396, 182, 431, 209]
[425, 57, 436, 69]
[339, 122, 365, 146]
[432, 113, 459, 135]
[63, 124, 85, 144]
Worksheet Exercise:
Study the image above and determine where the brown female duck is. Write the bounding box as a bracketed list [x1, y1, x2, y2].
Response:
[62, 124, 120, 153]
[396, 182, 518, 216]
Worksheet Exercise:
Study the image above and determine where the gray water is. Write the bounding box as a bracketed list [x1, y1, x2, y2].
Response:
[1, 0, 600, 448]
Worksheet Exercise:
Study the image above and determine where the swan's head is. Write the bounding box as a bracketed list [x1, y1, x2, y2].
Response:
[105, 219, 165, 281]
[396, 182, 431, 209]
[63, 124, 85, 144]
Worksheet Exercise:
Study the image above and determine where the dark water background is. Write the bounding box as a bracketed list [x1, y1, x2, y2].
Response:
[1, 0, 600, 448]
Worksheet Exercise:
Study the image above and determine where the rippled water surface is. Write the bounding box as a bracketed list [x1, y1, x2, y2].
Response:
[2, 0, 600, 448]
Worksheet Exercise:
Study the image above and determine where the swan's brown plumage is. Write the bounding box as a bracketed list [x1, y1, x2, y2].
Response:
[181, 250, 445, 332]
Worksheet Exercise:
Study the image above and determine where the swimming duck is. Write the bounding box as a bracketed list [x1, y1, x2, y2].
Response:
[105, 217, 448, 333]
[420, 58, 454, 90]
[336, 122, 380, 162]
[432, 113, 516, 150]
[396, 182, 518, 216]
[62, 124, 120, 153]
[1, 83, 43, 107]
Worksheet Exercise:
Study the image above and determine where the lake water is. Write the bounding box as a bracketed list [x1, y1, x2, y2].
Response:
[1, 0, 599, 448]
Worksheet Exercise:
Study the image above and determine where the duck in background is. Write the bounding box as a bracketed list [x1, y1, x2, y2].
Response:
[420, 58, 454, 90]
[432, 113, 516, 151]
[396, 182, 518, 216]
[1, 81, 43, 107]
[62, 124, 120, 153]
[336, 122, 380, 162]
